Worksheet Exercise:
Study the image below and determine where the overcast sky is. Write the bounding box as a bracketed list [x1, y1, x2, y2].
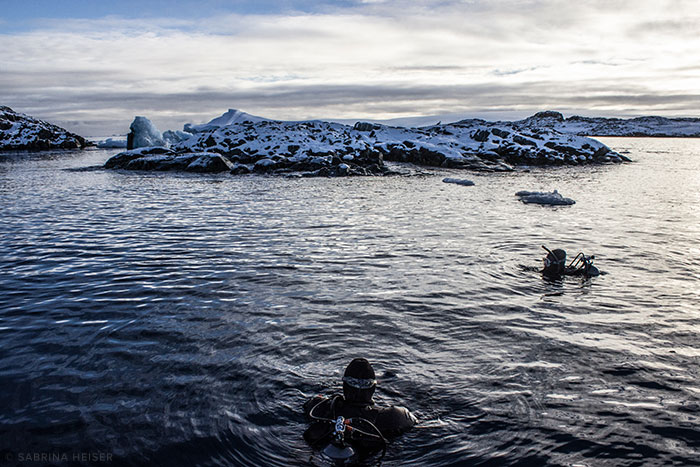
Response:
[2, 0, 699, 136]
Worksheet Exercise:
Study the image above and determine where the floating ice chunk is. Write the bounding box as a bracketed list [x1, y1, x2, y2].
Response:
[515, 189, 575, 205]
[443, 177, 475, 186]
[128, 116, 164, 149]
[96, 137, 127, 148]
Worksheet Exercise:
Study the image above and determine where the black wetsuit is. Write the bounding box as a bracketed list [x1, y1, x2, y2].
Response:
[543, 266, 586, 279]
[542, 264, 600, 280]
[303, 395, 416, 454]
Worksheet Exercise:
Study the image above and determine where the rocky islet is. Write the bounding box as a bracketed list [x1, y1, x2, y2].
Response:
[0, 106, 89, 150]
[103, 110, 632, 176]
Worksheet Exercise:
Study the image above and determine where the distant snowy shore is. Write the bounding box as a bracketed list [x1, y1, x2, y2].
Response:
[4, 105, 700, 157]
[0, 106, 89, 150]
[104, 109, 631, 176]
[513, 111, 700, 137]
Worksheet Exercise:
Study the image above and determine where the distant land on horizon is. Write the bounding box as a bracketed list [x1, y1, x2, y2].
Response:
[124, 108, 700, 139]
[52, 109, 700, 140]
[4, 106, 700, 154]
[5, 104, 700, 139]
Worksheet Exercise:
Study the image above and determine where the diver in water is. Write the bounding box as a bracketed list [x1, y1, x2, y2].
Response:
[542, 245, 600, 279]
[303, 358, 416, 464]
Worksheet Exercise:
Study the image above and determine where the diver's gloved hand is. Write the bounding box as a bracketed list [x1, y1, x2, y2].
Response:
[375, 406, 417, 437]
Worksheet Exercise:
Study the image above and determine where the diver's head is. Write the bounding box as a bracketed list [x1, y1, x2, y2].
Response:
[343, 358, 376, 405]
[543, 248, 567, 276]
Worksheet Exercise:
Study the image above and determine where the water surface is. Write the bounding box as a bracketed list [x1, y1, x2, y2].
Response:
[1, 138, 699, 466]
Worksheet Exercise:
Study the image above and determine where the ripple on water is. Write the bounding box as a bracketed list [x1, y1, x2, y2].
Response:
[1, 142, 700, 465]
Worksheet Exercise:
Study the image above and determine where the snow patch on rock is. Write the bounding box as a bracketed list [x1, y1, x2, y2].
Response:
[184, 109, 268, 134]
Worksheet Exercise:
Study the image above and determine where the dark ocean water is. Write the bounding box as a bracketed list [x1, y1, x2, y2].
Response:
[1, 138, 699, 466]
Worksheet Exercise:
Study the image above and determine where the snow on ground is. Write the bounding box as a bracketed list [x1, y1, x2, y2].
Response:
[0, 106, 89, 150]
[184, 109, 269, 134]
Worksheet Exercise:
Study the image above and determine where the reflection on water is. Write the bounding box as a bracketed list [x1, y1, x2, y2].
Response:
[1, 138, 699, 466]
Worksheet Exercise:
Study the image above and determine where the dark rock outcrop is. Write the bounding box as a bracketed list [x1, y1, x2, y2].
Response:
[353, 122, 381, 132]
[105, 147, 236, 173]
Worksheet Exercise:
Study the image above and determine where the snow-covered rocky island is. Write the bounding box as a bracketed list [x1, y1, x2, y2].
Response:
[105, 109, 631, 176]
[0, 106, 89, 150]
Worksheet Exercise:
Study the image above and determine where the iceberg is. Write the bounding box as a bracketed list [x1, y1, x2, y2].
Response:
[127, 116, 165, 149]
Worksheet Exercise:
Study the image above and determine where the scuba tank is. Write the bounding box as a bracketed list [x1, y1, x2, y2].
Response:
[568, 251, 600, 277]
[321, 416, 356, 464]
[306, 395, 388, 465]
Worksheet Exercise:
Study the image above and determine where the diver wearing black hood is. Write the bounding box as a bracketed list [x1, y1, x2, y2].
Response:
[303, 358, 416, 462]
[542, 245, 600, 278]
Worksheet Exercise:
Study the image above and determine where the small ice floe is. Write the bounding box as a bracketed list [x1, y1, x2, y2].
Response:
[443, 177, 475, 186]
[515, 189, 575, 205]
[96, 137, 127, 149]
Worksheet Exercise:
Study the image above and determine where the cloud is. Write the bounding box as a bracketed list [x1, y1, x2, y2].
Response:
[629, 18, 700, 37]
[2, 0, 700, 135]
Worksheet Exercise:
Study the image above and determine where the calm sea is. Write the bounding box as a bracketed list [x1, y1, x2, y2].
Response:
[1, 137, 699, 466]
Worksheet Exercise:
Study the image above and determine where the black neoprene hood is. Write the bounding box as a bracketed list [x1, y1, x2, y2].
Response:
[344, 358, 375, 381]
[343, 358, 377, 404]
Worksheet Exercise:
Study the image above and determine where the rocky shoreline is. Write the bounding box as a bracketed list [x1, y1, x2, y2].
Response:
[103, 110, 630, 176]
[0, 106, 89, 150]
